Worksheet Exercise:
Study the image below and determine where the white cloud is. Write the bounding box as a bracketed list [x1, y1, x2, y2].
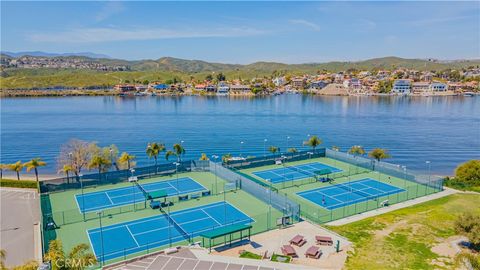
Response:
[95, 2, 126, 22]
[28, 27, 265, 43]
[288, 19, 320, 31]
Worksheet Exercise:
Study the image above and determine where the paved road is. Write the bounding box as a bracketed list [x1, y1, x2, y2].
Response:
[0, 188, 40, 267]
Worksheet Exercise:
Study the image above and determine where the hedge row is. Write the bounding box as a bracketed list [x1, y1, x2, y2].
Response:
[0, 179, 38, 189]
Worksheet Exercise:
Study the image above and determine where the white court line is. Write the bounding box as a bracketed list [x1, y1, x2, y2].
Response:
[125, 225, 140, 247]
[201, 209, 222, 226]
[105, 192, 115, 205]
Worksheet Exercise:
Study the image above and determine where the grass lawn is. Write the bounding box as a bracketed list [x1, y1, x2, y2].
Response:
[239, 251, 262, 260]
[327, 193, 480, 270]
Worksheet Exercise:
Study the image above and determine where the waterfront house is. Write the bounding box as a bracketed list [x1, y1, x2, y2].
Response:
[114, 84, 136, 92]
[272, 77, 286, 87]
[229, 84, 251, 95]
[217, 82, 229, 95]
[343, 78, 362, 90]
[135, 85, 147, 91]
[206, 84, 217, 92]
[309, 81, 328, 90]
[153, 84, 169, 91]
[391, 79, 411, 94]
[195, 84, 206, 91]
[429, 82, 448, 92]
[412, 82, 430, 94]
[291, 78, 305, 89]
[420, 72, 434, 82]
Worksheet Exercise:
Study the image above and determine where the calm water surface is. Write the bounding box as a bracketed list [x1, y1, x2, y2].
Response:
[1, 95, 479, 175]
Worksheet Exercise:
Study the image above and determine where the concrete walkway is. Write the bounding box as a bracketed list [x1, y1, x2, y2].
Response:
[0, 188, 41, 267]
[326, 188, 458, 226]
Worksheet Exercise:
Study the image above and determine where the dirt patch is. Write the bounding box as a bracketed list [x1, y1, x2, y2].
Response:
[431, 236, 466, 258]
[374, 220, 407, 238]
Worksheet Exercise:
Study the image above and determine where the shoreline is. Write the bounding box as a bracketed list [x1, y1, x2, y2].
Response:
[1, 89, 476, 98]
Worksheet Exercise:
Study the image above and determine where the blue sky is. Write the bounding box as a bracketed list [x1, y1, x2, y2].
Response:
[1, 1, 479, 63]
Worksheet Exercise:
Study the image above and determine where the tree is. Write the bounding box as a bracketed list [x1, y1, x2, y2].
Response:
[88, 154, 111, 175]
[454, 252, 480, 270]
[57, 139, 94, 178]
[222, 154, 232, 164]
[454, 160, 480, 188]
[146, 142, 165, 166]
[368, 148, 391, 162]
[58, 164, 73, 183]
[205, 74, 213, 81]
[165, 144, 185, 162]
[199, 153, 209, 161]
[455, 212, 480, 249]
[287, 148, 298, 153]
[44, 240, 96, 270]
[305, 135, 322, 152]
[8, 161, 24, 180]
[348, 145, 366, 156]
[24, 158, 47, 182]
[332, 146, 340, 152]
[0, 164, 5, 180]
[105, 145, 119, 171]
[268, 146, 279, 157]
[216, 72, 226, 81]
[118, 152, 136, 170]
[0, 249, 5, 270]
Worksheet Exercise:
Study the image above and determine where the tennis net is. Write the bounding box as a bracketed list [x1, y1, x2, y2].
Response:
[134, 181, 149, 199]
[160, 207, 190, 241]
[334, 182, 377, 199]
[284, 164, 315, 178]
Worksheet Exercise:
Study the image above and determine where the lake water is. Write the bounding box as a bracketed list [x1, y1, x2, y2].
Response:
[1, 95, 479, 175]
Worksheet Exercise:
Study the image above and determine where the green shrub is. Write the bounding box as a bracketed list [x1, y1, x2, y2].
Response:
[0, 179, 38, 189]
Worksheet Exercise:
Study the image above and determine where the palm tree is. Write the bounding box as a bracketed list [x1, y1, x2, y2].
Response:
[199, 153, 209, 160]
[0, 164, 5, 180]
[118, 152, 136, 170]
[0, 249, 6, 270]
[348, 145, 366, 156]
[44, 240, 65, 270]
[88, 155, 111, 176]
[222, 154, 232, 164]
[67, 243, 97, 270]
[305, 135, 322, 152]
[58, 164, 73, 183]
[146, 142, 165, 166]
[8, 161, 24, 180]
[165, 144, 185, 162]
[287, 148, 298, 153]
[268, 146, 279, 157]
[368, 148, 391, 162]
[24, 158, 47, 182]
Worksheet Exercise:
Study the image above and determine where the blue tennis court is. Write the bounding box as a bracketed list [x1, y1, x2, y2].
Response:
[253, 162, 342, 184]
[297, 178, 405, 210]
[87, 201, 253, 261]
[76, 177, 207, 213]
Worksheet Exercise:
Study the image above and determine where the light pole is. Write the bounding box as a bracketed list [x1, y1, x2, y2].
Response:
[174, 162, 180, 195]
[240, 141, 244, 157]
[426, 161, 431, 189]
[79, 173, 85, 221]
[130, 168, 136, 211]
[402, 166, 407, 188]
[286, 136, 290, 156]
[212, 155, 219, 194]
[97, 211, 105, 266]
[180, 140, 185, 160]
[263, 139, 268, 158]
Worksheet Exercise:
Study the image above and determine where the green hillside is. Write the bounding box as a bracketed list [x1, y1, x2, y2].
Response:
[1, 56, 479, 89]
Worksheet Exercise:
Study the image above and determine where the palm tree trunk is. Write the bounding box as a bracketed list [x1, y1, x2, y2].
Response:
[35, 168, 39, 182]
[16, 171, 20, 180]
[127, 160, 131, 170]
[154, 156, 158, 166]
[0, 169, 2, 180]
[66, 171, 70, 184]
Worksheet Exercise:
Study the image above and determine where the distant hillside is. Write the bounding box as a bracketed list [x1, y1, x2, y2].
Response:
[1, 51, 111, 59]
[2, 55, 480, 89]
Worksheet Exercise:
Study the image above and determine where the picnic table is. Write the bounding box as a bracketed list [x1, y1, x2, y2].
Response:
[305, 246, 322, 259]
[289, 235, 307, 247]
[315, 236, 333, 246]
[281, 245, 297, 257]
